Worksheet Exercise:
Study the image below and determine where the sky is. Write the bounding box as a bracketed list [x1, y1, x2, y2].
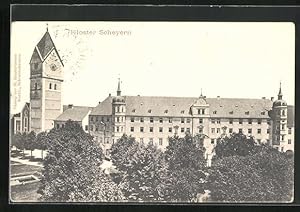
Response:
[10, 21, 295, 114]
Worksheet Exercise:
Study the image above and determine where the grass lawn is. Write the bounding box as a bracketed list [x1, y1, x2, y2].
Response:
[10, 163, 43, 202]
[11, 164, 42, 176]
[10, 181, 42, 202]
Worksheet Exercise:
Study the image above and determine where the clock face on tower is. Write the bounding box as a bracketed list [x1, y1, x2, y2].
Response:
[50, 64, 57, 71]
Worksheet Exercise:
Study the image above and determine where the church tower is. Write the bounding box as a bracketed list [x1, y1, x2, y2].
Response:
[29, 27, 64, 133]
[112, 79, 126, 143]
[271, 83, 288, 151]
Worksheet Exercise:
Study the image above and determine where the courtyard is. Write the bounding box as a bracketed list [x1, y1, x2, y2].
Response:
[10, 148, 44, 202]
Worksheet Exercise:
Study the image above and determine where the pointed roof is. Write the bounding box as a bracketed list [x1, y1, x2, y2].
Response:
[117, 78, 121, 96]
[193, 96, 208, 106]
[37, 31, 55, 59]
[30, 30, 64, 66]
[90, 96, 113, 116]
[193, 88, 207, 106]
[278, 82, 283, 100]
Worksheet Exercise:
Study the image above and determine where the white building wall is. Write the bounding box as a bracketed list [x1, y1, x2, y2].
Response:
[82, 110, 91, 132]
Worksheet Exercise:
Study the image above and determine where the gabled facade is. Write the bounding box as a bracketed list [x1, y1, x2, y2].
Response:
[11, 103, 30, 135]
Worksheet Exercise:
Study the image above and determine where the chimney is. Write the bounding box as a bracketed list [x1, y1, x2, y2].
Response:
[217, 96, 220, 99]
[98, 101, 101, 104]
[109, 93, 111, 97]
[271, 97, 274, 101]
[262, 97, 266, 99]
[68, 104, 73, 109]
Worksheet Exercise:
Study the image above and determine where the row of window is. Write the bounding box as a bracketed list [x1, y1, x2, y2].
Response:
[96, 136, 291, 147]
[95, 136, 165, 146]
[49, 83, 58, 90]
[274, 135, 292, 143]
[94, 136, 110, 144]
[274, 135, 292, 144]
[90, 116, 110, 122]
[130, 126, 193, 133]
[213, 110, 267, 115]
[34, 82, 58, 90]
[130, 117, 199, 124]
[72, 122, 293, 137]
[113, 106, 124, 113]
[132, 109, 189, 115]
[275, 124, 287, 131]
[139, 137, 164, 146]
[212, 128, 269, 134]
[212, 118, 268, 125]
[56, 123, 65, 128]
[90, 125, 110, 132]
[129, 117, 269, 125]
[277, 109, 286, 116]
[116, 117, 125, 122]
[130, 108, 268, 116]
[89, 116, 275, 126]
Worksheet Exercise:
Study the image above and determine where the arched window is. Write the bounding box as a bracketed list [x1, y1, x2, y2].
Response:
[34, 83, 37, 90]
[49, 83, 52, 89]
[282, 109, 285, 116]
[54, 84, 57, 90]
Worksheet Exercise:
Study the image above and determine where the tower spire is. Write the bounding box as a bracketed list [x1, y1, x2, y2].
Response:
[278, 81, 283, 100]
[200, 88, 203, 98]
[117, 78, 121, 96]
[46, 23, 48, 32]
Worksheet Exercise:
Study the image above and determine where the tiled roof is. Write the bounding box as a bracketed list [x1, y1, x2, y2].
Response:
[90, 96, 113, 116]
[90, 95, 273, 118]
[287, 105, 294, 128]
[56, 106, 93, 122]
[31, 31, 64, 66]
[207, 98, 272, 118]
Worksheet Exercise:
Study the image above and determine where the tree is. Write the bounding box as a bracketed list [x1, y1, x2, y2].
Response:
[214, 132, 260, 159]
[11, 132, 23, 150]
[207, 148, 294, 202]
[110, 134, 139, 176]
[111, 135, 166, 201]
[24, 131, 37, 158]
[162, 134, 207, 202]
[12, 132, 26, 156]
[35, 131, 49, 160]
[38, 120, 124, 202]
